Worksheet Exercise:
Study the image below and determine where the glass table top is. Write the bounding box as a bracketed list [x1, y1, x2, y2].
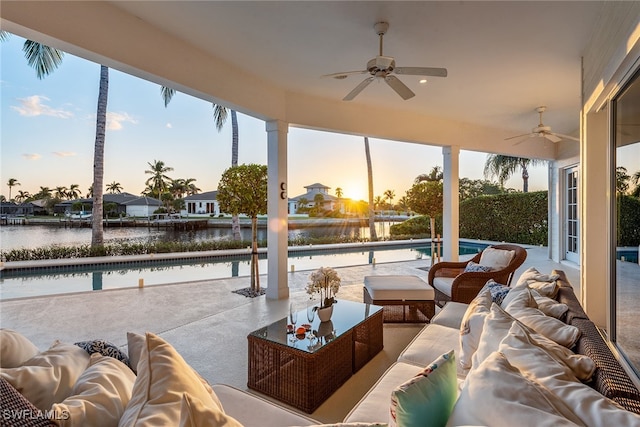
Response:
[248, 300, 382, 353]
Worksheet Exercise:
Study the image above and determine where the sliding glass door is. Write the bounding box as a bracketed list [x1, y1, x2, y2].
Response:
[612, 69, 640, 375]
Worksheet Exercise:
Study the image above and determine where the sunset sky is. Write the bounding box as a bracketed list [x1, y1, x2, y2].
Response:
[1, 34, 549, 203]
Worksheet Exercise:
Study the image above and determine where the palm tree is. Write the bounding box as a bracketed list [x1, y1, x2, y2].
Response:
[6, 178, 20, 202]
[616, 166, 630, 194]
[297, 197, 309, 213]
[631, 170, 640, 197]
[169, 179, 188, 199]
[364, 136, 378, 241]
[183, 178, 201, 196]
[15, 33, 109, 246]
[483, 155, 544, 193]
[35, 186, 52, 200]
[335, 187, 343, 213]
[374, 195, 384, 210]
[86, 185, 93, 198]
[67, 184, 81, 199]
[54, 186, 68, 200]
[414, 166, 443, 184]
[161, 87, 241, 240]
[106, 181, 123, 194]
[144, 160, 174, 198]
[15, 190, 31, 203]
[384, 189, 395, 210]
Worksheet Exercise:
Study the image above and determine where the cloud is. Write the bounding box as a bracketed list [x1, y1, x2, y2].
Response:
[106, 111, 138, 130]
[11, 95, 74, 118]
[166, 123, 173, 129]
[52, 151, 76, 157]
[22, 153, 42, 160]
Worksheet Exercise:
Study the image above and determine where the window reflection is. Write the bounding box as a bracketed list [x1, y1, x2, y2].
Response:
[614, 69, 640, 375]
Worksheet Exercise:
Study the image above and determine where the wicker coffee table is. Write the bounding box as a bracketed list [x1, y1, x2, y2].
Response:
[247, 300, 383, 413]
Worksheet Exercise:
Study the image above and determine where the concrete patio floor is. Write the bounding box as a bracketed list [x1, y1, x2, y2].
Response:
[0, 245, 580, 423]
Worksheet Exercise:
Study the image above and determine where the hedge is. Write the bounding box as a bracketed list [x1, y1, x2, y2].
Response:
[391, 191, 548, 245]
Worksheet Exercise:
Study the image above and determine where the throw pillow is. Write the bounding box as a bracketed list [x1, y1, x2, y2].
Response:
[118, 332, 231, 426]
[499, 283, 537, 310]
[126, 331, 146, 375]
[447, 351, 584, 427]
[463, 261, 493, 273]
[178, 392, 242, 427]
[459, 288, 493, 370]
[474, 304, 595, 381]
[0, 340, 90, 411]
[0, 329, 40, 368]
[478, 247, 515, 270]
[74, 339, 131, 369]
[51, 353, 136, 427]
[505, 303, 580, 348]
[531, 291, 569, 319]
[480, 279, 510, 305]
[498, 322, 640, 426]
[514, 267, 560, 298]
[389, 350, 457, 427]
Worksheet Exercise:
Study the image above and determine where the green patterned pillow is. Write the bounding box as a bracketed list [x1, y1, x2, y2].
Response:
[389, 350, 457, 427]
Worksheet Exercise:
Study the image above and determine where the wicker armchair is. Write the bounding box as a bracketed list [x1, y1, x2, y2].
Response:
[428, 243, 527, 305]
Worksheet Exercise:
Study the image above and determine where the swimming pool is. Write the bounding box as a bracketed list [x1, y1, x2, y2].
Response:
[0, 240, 488, 300]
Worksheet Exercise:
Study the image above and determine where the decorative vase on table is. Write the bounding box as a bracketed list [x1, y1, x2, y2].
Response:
[317, 305, 334, 322]
[306, 266, 341, 324]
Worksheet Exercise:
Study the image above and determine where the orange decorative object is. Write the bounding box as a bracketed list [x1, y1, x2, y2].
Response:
[296, 326, 306, 335]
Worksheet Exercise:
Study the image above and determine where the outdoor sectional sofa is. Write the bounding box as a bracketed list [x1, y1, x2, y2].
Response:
[1, 269, 640, 426]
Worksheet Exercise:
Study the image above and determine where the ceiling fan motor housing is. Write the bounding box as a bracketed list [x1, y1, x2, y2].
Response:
[533, 125, 552, 133]
[367, 56, 395, 75]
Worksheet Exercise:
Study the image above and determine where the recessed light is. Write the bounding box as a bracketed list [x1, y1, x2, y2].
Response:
[419, 79, 427, 84]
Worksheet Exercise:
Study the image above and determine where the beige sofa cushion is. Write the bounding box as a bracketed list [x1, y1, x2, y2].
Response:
[430, 302, 468, 329]
[0, 329, 39, 368]
[499, 321, 640, 426]
[118, 332, 241, 426]
[212, 384, 319, 426]
[51, 353, 136, 427]
[447, 352, 584, 427]
[432, 277, 454, 298]
[344, 362, 429, 424]
[0, 340, 90, 411]
[397, 324, 464, 377]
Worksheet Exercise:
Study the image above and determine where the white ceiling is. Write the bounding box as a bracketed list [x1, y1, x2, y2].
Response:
[2, 1, 606, 157]
[110, 1, 602, 135]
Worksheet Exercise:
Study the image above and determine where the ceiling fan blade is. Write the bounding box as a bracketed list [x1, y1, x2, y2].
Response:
[343, 76, 375, 101]
[384, 75, 415, 100]
[394, 67, 448, 77]
[504, 133, 533, 141]
[545, 133, 562, 143]
[322, 70, 368, 79]
[551, 132, 580, 142]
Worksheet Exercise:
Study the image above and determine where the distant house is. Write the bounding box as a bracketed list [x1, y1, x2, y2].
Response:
[289, 183, 343, 214]
[181, 190, 220, 217]
[54, 193, 162, 217]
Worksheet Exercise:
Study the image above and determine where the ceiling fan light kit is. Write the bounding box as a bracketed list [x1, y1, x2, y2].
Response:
[323, 21, 447, 101]
[506, 106, 579, 144]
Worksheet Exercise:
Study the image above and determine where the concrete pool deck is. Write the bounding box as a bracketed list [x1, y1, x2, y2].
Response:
[0, 245, 581, 422]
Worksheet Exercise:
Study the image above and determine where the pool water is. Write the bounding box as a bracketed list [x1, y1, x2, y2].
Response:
[0, 242, 487, 300]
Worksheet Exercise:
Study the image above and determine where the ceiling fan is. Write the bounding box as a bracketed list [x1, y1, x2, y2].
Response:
[506, 106, 579, 143]
[322, 21, 447, 101]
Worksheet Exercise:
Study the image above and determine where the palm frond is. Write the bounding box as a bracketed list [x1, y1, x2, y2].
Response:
[161, 86, 175, 107]
[0, 31, 10, 42]
[22, 40, 64, 79]
[213, 104, 228, 132]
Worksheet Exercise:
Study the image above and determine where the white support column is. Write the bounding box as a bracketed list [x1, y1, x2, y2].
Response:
[442, 146, 460, 261]
[266, 120, 289, 300]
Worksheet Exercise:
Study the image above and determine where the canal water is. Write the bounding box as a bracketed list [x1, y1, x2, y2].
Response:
[0, 222, 397, 251]
[0, 223, 485, 300]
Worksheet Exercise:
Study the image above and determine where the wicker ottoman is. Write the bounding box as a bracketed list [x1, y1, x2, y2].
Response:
[363, 275, 436, 323]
